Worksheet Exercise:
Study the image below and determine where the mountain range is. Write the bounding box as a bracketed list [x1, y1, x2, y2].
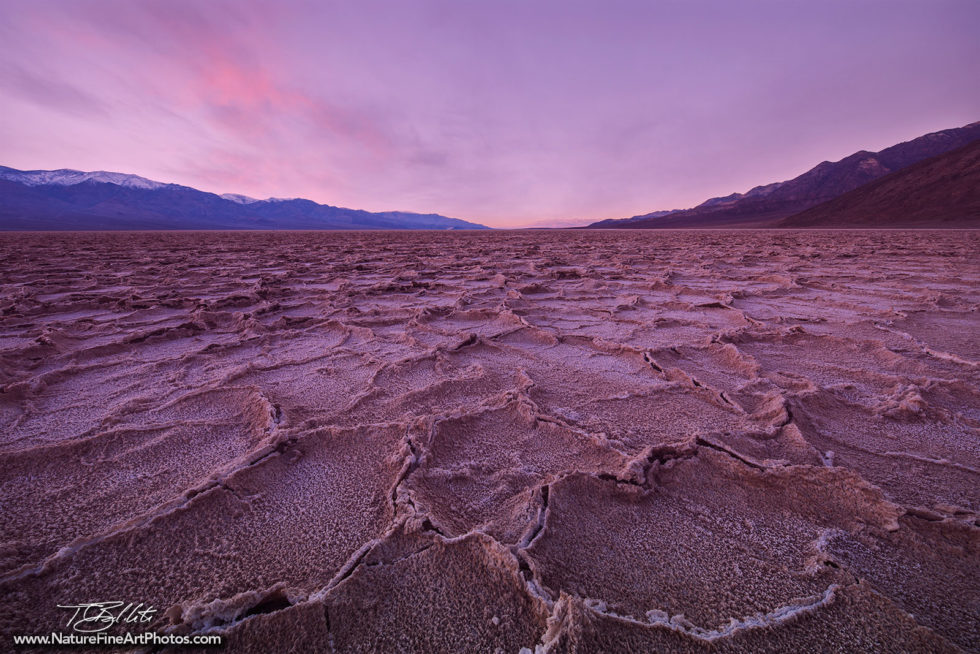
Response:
[589, 121, 980, 228]
[4, 121, 978, 231]
[0, 167, 488, 230]
[781, 138, 980, 228]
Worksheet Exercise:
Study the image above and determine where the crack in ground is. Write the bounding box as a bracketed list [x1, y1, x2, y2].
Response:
[0, 402, 294, 586]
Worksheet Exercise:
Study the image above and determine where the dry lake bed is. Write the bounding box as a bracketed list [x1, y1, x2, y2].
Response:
[0, 230, 977, 652]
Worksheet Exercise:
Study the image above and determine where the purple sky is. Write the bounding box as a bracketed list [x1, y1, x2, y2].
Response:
[1, 1, 978, 227]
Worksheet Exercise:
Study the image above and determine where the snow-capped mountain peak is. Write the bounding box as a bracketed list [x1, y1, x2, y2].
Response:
[0, 166, 171, 190]
[220, 193, 261, 204]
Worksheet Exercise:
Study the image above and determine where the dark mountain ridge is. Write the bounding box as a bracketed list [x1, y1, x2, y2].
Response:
[780, 138, 980, 228]
[589, 121, 980, 228]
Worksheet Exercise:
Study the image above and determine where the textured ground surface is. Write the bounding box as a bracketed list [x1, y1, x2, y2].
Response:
[0, 230, 978, 653]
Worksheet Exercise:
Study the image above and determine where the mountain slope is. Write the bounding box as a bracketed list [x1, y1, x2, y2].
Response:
[0, 166, 488, 230]
[780, 139, 980, 228]
[590, 121, 980, 228]
[587, 210, 676, 228]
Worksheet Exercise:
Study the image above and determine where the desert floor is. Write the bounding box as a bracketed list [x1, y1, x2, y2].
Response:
[0, 230, 977, 652]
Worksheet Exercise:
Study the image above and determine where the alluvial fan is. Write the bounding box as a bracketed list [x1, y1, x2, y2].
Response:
[0, 229, 977, 653]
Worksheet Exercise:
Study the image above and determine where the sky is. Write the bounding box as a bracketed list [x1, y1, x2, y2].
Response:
[1, 1, 978, 228]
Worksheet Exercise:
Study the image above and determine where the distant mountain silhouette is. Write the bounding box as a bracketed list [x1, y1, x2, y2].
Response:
[780, 139, 980, 228]
[0, 167, 488, 230]
[589, 121, 980, 228]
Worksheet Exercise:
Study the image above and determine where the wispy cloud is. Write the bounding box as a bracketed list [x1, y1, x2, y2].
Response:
[0, 64, 110, 117]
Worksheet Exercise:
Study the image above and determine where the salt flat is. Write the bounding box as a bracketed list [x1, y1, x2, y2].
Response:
[0, 230, 977, 652]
